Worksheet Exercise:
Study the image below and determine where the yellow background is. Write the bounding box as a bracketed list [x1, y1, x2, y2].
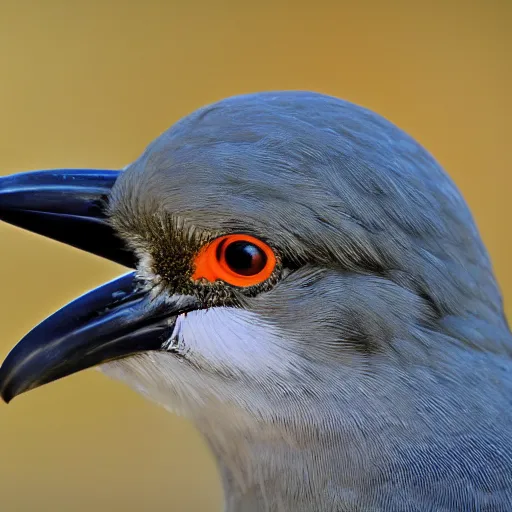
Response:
[0, 1, 510, 510]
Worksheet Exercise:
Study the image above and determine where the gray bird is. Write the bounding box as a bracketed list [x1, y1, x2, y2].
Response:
[0, 91, 511, 511]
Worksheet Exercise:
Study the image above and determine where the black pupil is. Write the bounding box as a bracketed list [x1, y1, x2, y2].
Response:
[224, 241, 267, 276]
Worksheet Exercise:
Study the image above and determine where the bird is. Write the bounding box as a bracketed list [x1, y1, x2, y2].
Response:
[0, 91, 511, 511]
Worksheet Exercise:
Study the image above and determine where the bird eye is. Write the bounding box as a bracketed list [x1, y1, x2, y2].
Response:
[192, 234, 276, 287]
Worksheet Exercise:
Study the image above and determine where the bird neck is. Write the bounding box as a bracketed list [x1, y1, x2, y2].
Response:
[200, 420, 351, 512]
[205, 439, 324, 512]
[194, 344, 512, 512]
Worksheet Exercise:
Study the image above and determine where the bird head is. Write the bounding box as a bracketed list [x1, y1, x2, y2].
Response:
[1, 92, 510, 508]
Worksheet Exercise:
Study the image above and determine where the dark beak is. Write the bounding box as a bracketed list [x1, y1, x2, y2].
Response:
[0, 169, 189, 403]
[0, 169, 137, 268]
[0, 273, 185, 403]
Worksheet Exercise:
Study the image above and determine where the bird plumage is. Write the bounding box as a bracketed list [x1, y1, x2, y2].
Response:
[1, 91, 511, 511]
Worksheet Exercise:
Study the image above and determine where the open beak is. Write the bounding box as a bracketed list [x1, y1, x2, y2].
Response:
[0, 169, 187, 403]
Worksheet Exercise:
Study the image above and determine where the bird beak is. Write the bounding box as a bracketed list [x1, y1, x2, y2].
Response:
[0, 169, 136, 268]
[0, 272, 180, 403]
[0, 169, 186, 403]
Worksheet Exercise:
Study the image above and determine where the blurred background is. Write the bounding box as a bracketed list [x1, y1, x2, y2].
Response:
[0, 1, 510, 510]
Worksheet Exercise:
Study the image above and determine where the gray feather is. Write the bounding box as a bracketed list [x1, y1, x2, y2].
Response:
[105, 91, 512, 511]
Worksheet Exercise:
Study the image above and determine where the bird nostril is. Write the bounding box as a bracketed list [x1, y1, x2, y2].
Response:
[87, 194, 110, 217]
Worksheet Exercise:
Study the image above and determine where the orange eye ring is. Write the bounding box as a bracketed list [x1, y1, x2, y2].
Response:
[192, 234, 276, 287]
